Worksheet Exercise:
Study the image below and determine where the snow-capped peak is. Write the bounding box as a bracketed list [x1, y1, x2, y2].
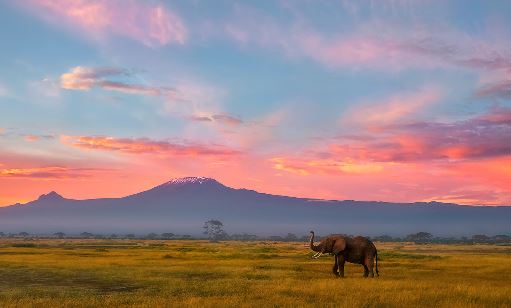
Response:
[163, 177, 217, 186]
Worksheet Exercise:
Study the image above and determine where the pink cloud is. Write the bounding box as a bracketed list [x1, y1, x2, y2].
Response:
[273, 106, 511, 178]
[62, 135, 241, 157]
[211, 114, 244, 126]
[223, 5, 511, 74]
[341, 87, 441, 129]
[475, 80, 511, 99]
[297, 32, 511, 72]
[18, 0, 187, 47]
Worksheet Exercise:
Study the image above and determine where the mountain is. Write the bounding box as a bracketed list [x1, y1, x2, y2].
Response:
[1, 177, 510, 236]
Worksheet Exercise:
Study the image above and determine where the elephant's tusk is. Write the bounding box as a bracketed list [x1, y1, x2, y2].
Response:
[313, 252, 323, 259]
[311, 252, 320, 259]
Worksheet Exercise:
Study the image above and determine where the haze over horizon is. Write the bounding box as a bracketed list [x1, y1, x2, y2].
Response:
[1, 1, 511, 206]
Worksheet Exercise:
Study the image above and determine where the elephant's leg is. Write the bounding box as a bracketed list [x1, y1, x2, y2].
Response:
[338, 255, 345, 278]
[363, 264, 369, 278]
[332, 255, 340, 277]
[366, 258, 375, 278]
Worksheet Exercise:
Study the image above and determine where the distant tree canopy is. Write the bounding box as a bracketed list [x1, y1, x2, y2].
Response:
[203, 219, 228, 241]
[406, 232, 433, 243]
[284, 233, 298, 241]
[146, 233, 158, 239]
[80, 232, 93, 238]
[472, 234, 490, 242]
[53, 232, 65, 239]
[161, 233, 175, 239]
[18, 232, 29, 237]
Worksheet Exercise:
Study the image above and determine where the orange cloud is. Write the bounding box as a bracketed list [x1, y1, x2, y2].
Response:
[62, 135, 241, 157]
[24, 135, 40, 142]
[20, 0, 187, 47]
[23, 134, 55, 142]
[271, 157, 384, 176]
[0, 166, 104, 179]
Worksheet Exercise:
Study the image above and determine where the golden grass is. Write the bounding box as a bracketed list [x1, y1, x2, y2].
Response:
[0, 239, 510, 307]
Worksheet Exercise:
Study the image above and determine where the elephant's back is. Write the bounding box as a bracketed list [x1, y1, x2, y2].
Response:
[347, 236, 376, 263]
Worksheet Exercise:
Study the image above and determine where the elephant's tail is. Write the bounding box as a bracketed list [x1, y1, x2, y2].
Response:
[375, 251, 379, 277]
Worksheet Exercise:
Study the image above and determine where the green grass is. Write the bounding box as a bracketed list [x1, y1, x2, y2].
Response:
[0, 239, 510, 307]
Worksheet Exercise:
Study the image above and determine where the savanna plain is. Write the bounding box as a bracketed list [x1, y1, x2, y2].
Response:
[0, 239, 510, 307]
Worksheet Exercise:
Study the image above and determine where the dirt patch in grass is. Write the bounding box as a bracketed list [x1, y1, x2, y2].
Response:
[0, 266, 142, 294]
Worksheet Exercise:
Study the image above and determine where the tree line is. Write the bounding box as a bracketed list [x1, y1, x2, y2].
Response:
[1, 220, 509, 244]
[2, 230, 509, 244]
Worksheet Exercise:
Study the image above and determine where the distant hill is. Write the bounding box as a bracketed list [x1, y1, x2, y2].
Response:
[1, 177, 509, 236]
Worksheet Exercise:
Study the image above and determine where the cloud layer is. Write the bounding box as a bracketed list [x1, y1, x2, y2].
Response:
[19, 0, 187, 47]
[60, 66, 178, 97]
[0, 166, 103, 179]
[62, 135, 240, 157]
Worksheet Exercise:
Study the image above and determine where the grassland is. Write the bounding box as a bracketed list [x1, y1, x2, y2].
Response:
[0, 239, 510, 307]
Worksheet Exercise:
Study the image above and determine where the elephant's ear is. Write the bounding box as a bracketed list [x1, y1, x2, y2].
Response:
[332, 239, 346, 255]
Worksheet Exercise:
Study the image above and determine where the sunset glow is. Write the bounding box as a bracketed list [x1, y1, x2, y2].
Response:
[1, 0, 511, 206]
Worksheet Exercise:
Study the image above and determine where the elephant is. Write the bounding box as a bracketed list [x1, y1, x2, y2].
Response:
[309, 230, 379, 278]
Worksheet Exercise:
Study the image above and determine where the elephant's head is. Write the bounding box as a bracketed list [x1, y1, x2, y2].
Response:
[309, 231, 347, 259]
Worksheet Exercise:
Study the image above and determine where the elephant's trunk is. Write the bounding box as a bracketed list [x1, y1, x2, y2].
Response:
[309, 231, 321, 252]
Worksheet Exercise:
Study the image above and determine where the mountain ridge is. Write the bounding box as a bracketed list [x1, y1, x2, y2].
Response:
[1, 176, 510, 236]
[6, 176, 490, 208]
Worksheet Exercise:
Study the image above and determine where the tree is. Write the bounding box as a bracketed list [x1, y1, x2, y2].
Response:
[125, 234, 136, 239]
[472, 234, 490, 243]
[0, 232, 5, 237]
[203, 219, 228, 241]
[18, 232, 29, 238]
[493, 235, 511, 243]
[161, 233, 175, 239]
[80, 232, 93, 238]
[53, 232, 66, 239]
[405, 232, 433, 243]
[146, 233, 158, 239]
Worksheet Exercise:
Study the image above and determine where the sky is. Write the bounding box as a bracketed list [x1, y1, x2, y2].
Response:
[1, 0, 510, 206]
